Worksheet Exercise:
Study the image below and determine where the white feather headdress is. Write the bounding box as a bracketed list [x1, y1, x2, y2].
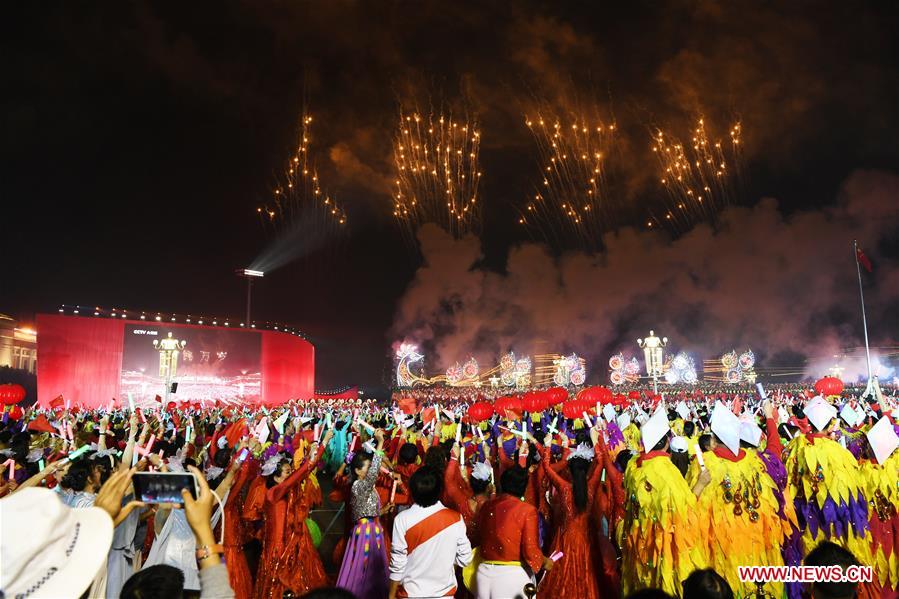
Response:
[260, 453, 284, 476]
[567, 443, 594, 461]
[471, 461, 493, 482]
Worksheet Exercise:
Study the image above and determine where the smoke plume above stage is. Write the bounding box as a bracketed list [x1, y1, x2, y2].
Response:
[392, 170, 899, 382]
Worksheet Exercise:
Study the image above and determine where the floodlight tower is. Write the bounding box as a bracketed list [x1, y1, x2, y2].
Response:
[236, 269, 264, 326]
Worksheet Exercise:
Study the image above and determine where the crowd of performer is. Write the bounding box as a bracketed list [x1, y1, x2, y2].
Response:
[0, 381, 897, 599]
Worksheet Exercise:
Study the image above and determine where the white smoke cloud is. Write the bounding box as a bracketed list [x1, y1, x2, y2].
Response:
[391, 170, 899, 382]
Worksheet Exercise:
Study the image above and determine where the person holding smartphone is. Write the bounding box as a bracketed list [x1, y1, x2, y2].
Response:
[121, 465, 236, 599]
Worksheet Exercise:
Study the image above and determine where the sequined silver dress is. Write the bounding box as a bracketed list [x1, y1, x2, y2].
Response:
[350, 452, 383, 521]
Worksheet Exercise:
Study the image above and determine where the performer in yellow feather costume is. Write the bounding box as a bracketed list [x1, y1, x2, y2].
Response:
[859, 441, 899, 594]
[619, 449, 708, 597]
[783, 433, 874, 567]
[687, 447, 798, 598]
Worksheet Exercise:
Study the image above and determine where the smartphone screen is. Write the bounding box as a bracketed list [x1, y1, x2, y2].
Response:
[132, 472, 198, 504]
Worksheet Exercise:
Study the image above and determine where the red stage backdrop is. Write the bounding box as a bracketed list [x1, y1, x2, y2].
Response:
[36, 314, 314, 408]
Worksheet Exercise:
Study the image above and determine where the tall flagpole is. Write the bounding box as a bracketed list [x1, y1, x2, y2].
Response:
[852, 240, 873, 393]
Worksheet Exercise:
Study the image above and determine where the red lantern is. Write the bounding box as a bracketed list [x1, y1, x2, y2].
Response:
[494, 396, 523, 420]
[521, 391, 545, 413]
[579, 386, 613, 405]
[0, 384, 26, 405]
[6, 405, 23, 420]
[468, 401, 494, 423]
[561, 399, 585, 420]
[545, 387, 568, 406]
[814, 377, 844, 397]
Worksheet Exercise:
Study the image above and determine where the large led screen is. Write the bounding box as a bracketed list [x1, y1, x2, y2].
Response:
[36, 313, 315, 408]
[120, 324, 262, 405]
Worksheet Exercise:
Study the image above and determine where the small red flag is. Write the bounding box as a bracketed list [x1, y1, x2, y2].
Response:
[28, 414, 56, 434]
[154, 394, 163, 403]
[49, 395, 64, 410]
[857, 247, 872, 272]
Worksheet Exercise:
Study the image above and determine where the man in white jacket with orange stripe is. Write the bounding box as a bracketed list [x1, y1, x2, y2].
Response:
[389, 466, 473, 599]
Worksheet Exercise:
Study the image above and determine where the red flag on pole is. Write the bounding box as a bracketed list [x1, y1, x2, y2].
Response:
[154, 394, 163, 403]
[857, 247, 872, 272]
[49, 395, 64, 410]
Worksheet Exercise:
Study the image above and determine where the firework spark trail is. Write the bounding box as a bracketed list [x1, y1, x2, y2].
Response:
[392, 111, 482, 241]
[256, 114, 347, 234]
[648, 117, 742, 232]
[519, 109, 618, 251]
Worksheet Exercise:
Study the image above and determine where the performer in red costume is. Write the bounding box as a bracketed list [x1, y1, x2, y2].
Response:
[223, 452, 259, 599]
[253, 431, 330, 599]
[539, 429, 616, 599]
[474, 465, 553, 599]
[444, 442, 494, 546]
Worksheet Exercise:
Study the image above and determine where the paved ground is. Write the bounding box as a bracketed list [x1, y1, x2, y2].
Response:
[308, 474, 346, 575]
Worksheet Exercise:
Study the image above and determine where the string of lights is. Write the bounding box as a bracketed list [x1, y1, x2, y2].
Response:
[314, 386, 360, 396]
[55, 304, 309, 340]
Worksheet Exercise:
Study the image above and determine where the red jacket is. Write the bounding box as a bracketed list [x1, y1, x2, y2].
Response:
[477, 494, 544, 573]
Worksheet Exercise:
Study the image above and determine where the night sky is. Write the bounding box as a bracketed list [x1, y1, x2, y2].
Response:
[3, 2, 899, 393]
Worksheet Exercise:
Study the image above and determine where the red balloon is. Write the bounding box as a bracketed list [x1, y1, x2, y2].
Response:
[0, 384, 25, 405]
[545, 387, 568, 406]
[6, 405, 23, 420]
[468, 401, 494, 423]
[814, 377, 844, 397]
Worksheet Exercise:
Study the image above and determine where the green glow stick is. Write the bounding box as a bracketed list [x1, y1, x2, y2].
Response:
[63, 445, 91, 464]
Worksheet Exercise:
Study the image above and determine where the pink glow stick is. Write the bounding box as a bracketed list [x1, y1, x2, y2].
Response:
[390, 479, 398, 503]
[550, 551, 564, 562]
[2, 459, 14, 481]
[135, 435, 156, 457]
